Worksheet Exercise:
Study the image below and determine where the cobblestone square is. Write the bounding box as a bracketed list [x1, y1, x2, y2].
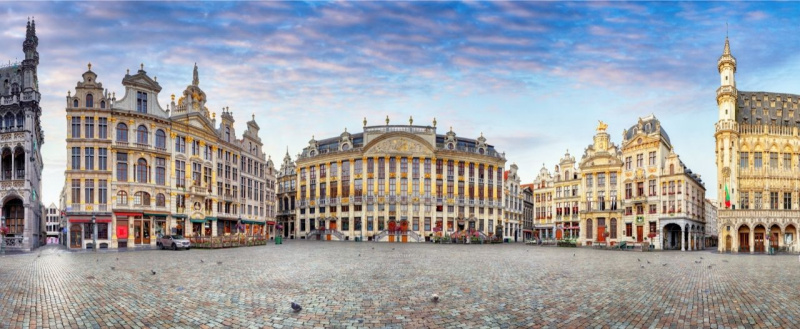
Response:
[2, 242, 800, 328]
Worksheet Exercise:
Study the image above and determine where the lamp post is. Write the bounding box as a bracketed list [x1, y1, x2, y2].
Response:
[91, 214, 97, 252]
[1, 215, 5, 255]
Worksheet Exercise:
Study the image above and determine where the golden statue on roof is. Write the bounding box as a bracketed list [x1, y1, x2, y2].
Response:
[597, 120, 608, 132]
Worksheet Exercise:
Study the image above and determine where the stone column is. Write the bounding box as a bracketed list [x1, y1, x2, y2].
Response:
[681, 225, 686, 251]
[211, 219, 218, 237]
[750, 229, 755, 254]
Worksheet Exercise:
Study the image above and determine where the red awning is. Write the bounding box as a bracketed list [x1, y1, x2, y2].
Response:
[266, 221, 276, 225]
[522, 229, 533, 233]
[114, 212, 143, 217]
[69, 217, 112, 223]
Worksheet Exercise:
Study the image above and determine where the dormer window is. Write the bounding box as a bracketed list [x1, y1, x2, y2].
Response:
[73, 99, 78, 108]
[225, 126, 230, 142]
[100, 100, 106, 109]
[136, 91, 147, 113]
[86, 93, 93, 108]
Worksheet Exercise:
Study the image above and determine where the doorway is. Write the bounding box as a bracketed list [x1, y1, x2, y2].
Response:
[133, 218, 151, 245]
[70, 224, 82, 248]
[725, 234, 732, 252]
[636, 226, 644, 243]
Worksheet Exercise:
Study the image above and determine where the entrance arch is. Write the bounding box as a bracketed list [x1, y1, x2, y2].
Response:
[2, 198, 24, 236]
[769, 224, 781, 252]
[725, 234, 732, 252]
[663, 223, 682, 250]
[786, 224, 797, 252]
[754, 224, 766, 253]
[738, 225, 751, 253]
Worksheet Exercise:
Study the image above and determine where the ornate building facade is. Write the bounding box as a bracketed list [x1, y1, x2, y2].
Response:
[618, 115, 706, 250]
[294, 117, 507, 242]
[276, 149, 296, 238]
[578, 122, 622, 246]
[521, 183, 533, 241]
[715, 37, 800, 253]
[64, 64, 275, 249]
[0, 20, 44, 251]
[532, 166, 554, 239]
[553, 151, 580, 240]
[504, 163, 523, 242]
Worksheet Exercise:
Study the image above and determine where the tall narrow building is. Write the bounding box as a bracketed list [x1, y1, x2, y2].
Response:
[0, 19, 44, 251]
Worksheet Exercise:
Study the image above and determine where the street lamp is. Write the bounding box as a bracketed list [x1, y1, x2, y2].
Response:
[91, 214, 97, 252]
[1, 215, 5, 255]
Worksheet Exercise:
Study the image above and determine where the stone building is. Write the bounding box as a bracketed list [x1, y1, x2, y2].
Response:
[294, 117, 507, 242]
[504, 163, 523, 242]
[532, 165, 553, 239]
[704, 199, 718, 248]
[521, 183, 533, 241]
[578, 121, 623, 246]
[0, 20, 44, 251]
[553, 150, 580, 240]
[276, 149, 296, 238]
[618, 115, 706, 250]
[63, 63, 274, 249]
[714, 37, 800, 253]
[45, 203, 60, 244]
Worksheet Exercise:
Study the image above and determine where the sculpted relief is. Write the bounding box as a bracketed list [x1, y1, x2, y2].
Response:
[366, 137, 432, 156]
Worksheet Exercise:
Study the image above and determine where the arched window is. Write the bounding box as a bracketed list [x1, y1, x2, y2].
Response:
[136, 125, 148, 144]
[610, 218, 617, 239]
[4, 113, 13, 129]
[586, 219, 593, 239]
[86, 94, 93, 108]
[669, 164, 675, 175]
[13, 146, 24, 179]
[134, 191, 150, 206]
[116, 123, 128, 142]
[136, 158, 148, 183]
[155, 129, 166, 149]
[117, 191, 128, 205]
[100, 100, 106, 109]
[565, 170, 570, 180]
[156, 193, 165, 207]
[73, 99, 78, 107]
[15, 112, 23, 128]
[225, 126, 230, 142]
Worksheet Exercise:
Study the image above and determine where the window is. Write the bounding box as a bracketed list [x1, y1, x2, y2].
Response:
[136, 125, 148, 145]
[156, 193, 166, 207]
[98, 148, 107, 171]
[586, 219, 593, 239]
[99, 118, 108, 139]
[100, 100, 105, 109]
[771, 191, 779, 209]
[754, 192, 762, 209]
[71, 179, 80, 204]
[116, 123, 128, 142]
[625, 183, 632, 199]
[175, 160, 186, 188]
[754, 152, 762, 168]
[136, 158, 148, 183]
[740, 192, 749, 209]
[648, 151, 656, 166]
[72, 99, 78, 107]
[625, 223, 632, 236]
[153, 129, 166, 149]
[134, 191, 150, 206]
[740, 152, 748, 169]
[610, 218, 617, 239]
[225, 127, 230, 142]
[84, 147, 94, 170]
[648, 179, 656, 196]
[117, 191, 128, 205]
[175, 136, 186, 153]
[84, 179, 94, 203]
[136, 91, 147, 113]
[98, 180, 107, 204]
[86, 93, 94, 108]
[770, 152, 778, 169]
[71, 117, 81, 138]
[116, 152, 128, 182]
[636, 154, 643, 167]
[597, 173, 605, 187]
[71, 147, 81, 170]
[637, 182, 644, 196]
[783, 192, 792, 210]
[85, 117, 94, 138]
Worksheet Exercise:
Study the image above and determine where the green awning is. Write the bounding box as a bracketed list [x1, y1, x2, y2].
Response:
[144, 213, 168, 218]
[205, 217, 218, 221]
[173, 214, 188, 219]
[242, 220, 265, 225]
[189, 218, 206, 223]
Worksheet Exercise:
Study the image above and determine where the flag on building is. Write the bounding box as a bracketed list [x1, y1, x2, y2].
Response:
[724, 184, 731, 208]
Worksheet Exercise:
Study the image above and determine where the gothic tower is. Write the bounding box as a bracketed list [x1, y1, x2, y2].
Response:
[715, 36, 738, 209]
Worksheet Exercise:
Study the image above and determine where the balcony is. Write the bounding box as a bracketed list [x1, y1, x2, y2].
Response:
[134, 142, 150, 150]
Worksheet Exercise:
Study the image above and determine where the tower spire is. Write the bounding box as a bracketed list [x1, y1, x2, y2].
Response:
[192, 62, 199, 86]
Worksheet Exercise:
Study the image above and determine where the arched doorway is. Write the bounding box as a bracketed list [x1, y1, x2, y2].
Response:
[725, 234, 732, 252]
[754, 224, 766, 253]
[786, 224, 797, 252]
[769, 224, 781, 252]
[663, 223, 682, 250]
[3, 198, 24, 237]
[738, 225, 751, 253]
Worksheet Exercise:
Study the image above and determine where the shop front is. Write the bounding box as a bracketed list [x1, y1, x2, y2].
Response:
[67, 215, 112, 249]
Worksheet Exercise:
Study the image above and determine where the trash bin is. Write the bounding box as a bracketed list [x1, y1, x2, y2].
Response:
[275, 236, 282, 245]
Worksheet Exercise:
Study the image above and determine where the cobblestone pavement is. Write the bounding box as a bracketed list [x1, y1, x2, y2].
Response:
[2, 242, 800, 328]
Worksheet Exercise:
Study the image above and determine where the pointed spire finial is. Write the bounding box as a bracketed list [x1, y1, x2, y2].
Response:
[140, 63, 144, 71]
[87, 62, 91, 71]
[252, 113, 255, 121]
[450, 126, 453, 132]
[344, 127, 347, 133]
[126, 68, 130, 75]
